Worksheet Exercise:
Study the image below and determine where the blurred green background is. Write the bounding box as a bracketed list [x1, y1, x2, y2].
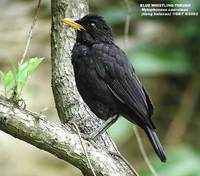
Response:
[0, 0, 199, 175]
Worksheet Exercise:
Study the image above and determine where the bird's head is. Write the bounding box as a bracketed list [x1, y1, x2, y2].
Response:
[63, 14, 113, 44]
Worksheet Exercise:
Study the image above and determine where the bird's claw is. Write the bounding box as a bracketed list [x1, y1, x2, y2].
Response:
[80, 133, 100, 148]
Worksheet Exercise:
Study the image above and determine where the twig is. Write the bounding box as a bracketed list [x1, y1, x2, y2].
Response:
[69, 122, 97, 176]
[20, 0, 42, 64]
[133, 127, 158, 176]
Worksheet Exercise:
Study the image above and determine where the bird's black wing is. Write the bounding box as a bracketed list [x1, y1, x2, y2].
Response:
[92, 43, 154, 129]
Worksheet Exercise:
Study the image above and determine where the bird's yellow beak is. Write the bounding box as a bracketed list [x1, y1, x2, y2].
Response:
[63, 18, 85, 31]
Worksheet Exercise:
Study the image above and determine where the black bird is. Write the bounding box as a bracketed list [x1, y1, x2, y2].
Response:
[63, 14, 166, 162]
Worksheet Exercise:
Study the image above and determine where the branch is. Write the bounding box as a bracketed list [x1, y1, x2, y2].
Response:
[0, 95, 134, 176]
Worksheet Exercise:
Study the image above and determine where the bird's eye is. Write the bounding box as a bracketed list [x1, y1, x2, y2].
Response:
[90, 22, 96, 28]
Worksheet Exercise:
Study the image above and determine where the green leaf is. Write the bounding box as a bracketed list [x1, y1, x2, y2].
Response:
[17, 69, 29, 87]
[0, 71, 14, 87]
[0, 71, 5, 81]
[2, 71, 14, 86]
[0, 57, 44, 99]
[16, 57, 44, 87]
[27, 57, 44, 74]
[18, 61, 29, 73]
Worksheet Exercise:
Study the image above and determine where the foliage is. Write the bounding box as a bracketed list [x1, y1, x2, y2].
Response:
[127, 46, 194, 75]
[0, 57, 44, 101]
[141, 146, 200, 176]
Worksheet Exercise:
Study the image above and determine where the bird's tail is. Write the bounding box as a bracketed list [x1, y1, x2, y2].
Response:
[144, 127, 167, 162]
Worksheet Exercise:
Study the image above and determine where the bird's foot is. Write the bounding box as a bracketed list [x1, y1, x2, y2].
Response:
[67, 121, 101, 148]
[80, 133, 100, 149]
[80, 133, 123, 158]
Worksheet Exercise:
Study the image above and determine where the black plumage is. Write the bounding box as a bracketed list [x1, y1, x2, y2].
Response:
[64, 14, 166, 162]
